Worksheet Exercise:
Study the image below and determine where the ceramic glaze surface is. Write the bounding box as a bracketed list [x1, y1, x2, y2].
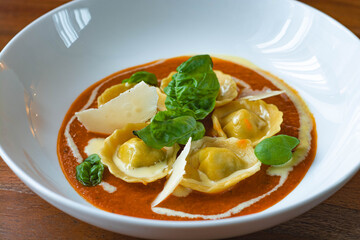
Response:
[0, 0, 359, 239]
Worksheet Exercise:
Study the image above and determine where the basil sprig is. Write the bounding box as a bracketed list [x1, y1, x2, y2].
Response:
[134, 110, 205, 149]
[134, 55, 219, 148]
[76, 154, 104, 186]
[164, 55, 220, 120]
[122, 71, 158, 86]
[254, 135, 300, 165]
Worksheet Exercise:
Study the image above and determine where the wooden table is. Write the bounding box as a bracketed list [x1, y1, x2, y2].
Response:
[1, 0, 359, 239]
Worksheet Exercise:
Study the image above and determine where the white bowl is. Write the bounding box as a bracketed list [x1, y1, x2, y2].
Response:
[1, 0, 359, 239]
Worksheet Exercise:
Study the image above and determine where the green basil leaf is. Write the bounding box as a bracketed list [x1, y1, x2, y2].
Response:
[254, 135, 300, 165]
[133, 55, 219, 148]
[76, 154, 104, 186]
[164, 55, 220, 120]
[122, 71, 158, 86]
[133, 110, 205, 149]
[177, 121, 205, 144]
[176, 54, 213, 74]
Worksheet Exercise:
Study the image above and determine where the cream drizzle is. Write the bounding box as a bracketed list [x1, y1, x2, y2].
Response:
[64, 115, 83, 164]
[252, 69, 313, 175]
[152, 171, 288, 220]
[99, 181, 117, 193]
[84, 138, 105, 156]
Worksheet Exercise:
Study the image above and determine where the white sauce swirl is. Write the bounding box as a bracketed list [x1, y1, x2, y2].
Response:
[99, 181, 117, 193]
[152, 171, 288, 220]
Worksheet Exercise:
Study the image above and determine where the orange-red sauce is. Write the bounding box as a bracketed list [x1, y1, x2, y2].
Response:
[57, 56, 317, 220]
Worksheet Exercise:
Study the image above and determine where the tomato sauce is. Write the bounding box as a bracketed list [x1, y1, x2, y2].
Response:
[57, 56, 317, 220]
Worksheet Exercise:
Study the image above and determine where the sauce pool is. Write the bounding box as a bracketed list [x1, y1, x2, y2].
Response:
[57, 56, 317, 220]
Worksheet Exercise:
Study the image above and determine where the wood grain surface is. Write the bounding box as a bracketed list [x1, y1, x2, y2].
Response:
[0, 0, 359, 239]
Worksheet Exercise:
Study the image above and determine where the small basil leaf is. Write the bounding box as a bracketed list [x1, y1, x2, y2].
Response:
[254, 135, 300, 165]
[133, 110, 205, 149]
[122, 71, 158, 86]
[164, 55, 220, 120]
[176, 54, 213, 74]
[85, 153, 101, 164]
[76, 154, 104, 186]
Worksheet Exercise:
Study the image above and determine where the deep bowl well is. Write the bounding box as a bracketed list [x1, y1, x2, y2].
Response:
[1, 0, 360, 239]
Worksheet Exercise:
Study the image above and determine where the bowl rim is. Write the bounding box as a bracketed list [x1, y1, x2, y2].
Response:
[0, 0, 359, 229]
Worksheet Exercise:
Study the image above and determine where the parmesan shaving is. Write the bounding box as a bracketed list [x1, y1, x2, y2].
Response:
[75, 82, 158, 134]
[241, 90, 285, 101]
[151, 138, 192, 207]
